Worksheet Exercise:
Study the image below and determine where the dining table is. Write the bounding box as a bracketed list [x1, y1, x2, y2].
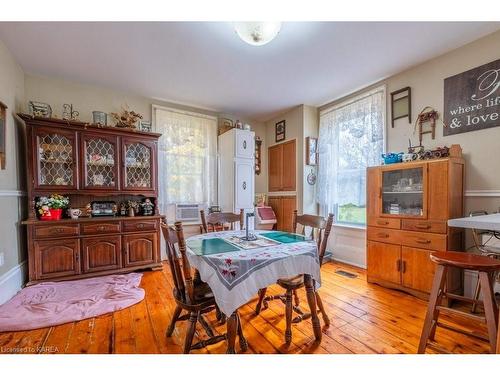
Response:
[185, 229, 323, 353]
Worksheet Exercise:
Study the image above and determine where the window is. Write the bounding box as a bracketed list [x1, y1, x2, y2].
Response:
[153, 106, 217, 213]
[316, 86, 385, 226]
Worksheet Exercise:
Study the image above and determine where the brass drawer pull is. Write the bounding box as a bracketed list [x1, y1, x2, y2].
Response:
[415, 238, 431, 244]
[137, 223, 145, 229]
[415, 224, 431, 229]
[98, 226, 106, 231]
[377, 220, 389, 225]
[377, 233, 389, 238]
[51, 228, 64, 233]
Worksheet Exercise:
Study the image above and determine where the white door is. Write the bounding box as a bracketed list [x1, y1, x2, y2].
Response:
[234, 159, 254, 210]
[235, 130, 255, 159]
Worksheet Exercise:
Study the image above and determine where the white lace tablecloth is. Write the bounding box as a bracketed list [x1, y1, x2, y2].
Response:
[186, 230, 321, 316]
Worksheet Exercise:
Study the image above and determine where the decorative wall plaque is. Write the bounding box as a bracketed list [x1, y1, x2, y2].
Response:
[444, 59, 500, 136]
[275, 120, 286, 142]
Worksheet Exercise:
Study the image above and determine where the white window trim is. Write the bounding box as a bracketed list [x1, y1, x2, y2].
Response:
[152, 104, 219, 206]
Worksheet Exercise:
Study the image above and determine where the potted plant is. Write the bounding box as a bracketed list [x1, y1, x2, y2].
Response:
[36, 194, 70, 221]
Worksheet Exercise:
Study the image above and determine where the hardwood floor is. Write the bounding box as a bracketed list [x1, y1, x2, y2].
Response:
[0, 261, 491, 354]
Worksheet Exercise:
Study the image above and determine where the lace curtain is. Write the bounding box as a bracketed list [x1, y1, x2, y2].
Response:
[154, 106, 217, 215]
[316, 86, 385, 225]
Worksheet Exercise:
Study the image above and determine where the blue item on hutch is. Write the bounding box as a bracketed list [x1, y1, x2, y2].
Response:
[381, 152, 403, 164]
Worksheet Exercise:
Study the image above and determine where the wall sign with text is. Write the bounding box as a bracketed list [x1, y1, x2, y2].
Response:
[444, 59, 500, 136]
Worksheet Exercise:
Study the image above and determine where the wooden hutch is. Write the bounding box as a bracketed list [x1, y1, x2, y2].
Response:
[20, 114, 163, 285]
[366, 145, 465, 300]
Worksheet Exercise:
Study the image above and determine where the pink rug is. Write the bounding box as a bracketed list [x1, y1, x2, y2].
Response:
[0, 273, 144, 332]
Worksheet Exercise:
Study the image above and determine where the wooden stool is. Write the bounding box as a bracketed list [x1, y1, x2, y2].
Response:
[418, 251, 500, 354]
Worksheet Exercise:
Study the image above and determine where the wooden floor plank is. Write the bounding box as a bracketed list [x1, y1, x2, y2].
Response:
[87, 314, 114, 354]
[64, 318, 95, 354]
[113, 307, 136, 354]
[0, 261, 491, 354]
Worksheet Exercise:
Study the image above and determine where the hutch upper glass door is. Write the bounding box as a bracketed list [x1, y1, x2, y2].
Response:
[82, 134, 119, 190]
[35, 128, 77, 190]
[381, 165, 427, 218]
[122, 139, 155, 191]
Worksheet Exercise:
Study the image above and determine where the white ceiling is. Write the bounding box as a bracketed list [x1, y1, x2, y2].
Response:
[0, 22, 498, 121]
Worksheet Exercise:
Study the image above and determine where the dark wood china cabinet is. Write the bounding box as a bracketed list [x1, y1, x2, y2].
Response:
[20, 114, 163, 285]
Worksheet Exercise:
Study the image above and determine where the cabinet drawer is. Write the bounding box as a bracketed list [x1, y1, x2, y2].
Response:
[123, 219, 158, 232]
[400, 231, 447, 251]
[367, 217, 401, 229]
[401, 219, 447, 234]
[81, 222, 121, 235]
[367, 227, 401, 245]
[34, 224, 79, 239]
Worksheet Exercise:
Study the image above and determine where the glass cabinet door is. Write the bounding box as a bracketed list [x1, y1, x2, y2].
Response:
[122, 139, 155, 191]
[381, 166, 426, 217]
[35, 128, 77, 189]
[82, 134, 118, 190]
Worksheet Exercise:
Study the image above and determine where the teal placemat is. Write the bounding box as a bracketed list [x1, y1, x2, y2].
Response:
[187, 238, 241, 256]
[260, 231, 307, 244]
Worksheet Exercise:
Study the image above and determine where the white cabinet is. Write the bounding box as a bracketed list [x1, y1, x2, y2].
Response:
[234, 159, 254, 209]
[218, 129, 255, 226]
[235, 130, 255, 159]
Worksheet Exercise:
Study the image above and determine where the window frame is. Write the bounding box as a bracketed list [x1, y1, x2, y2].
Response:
[152, 104, 218, 206]
[319, 85, 387, 228]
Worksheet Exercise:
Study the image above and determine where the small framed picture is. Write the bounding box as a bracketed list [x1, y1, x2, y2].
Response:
[275, 120, 286, 142]
[306, 137, 318, 165]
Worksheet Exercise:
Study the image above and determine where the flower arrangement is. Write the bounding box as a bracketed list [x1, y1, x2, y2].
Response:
[110, 105, 143, 129]
[36, 194, 70, 220]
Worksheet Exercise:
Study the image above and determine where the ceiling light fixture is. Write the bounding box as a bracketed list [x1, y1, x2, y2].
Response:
[234, 22, 282, 46]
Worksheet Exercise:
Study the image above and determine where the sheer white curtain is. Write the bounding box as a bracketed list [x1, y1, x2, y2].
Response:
[153, 106, 217, 216]
[317, 86, 385, 225]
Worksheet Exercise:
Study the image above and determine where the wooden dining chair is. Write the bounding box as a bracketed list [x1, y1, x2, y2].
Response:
[200, 209, 244, 233]
[255, 210, 334, 344]
[161, 220, 247, 353]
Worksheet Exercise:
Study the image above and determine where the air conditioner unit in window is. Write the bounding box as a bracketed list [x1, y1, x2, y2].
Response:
[175, 203, 205, 222]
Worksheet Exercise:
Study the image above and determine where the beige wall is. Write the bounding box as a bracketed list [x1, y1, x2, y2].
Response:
[302, 105, 319, 215]
[321, 30, 500, 197]
[0, 39, 26, 278]
[386, 30, 500, 194]
[24, 74, 268, 197]
[320, 30, 500, 266]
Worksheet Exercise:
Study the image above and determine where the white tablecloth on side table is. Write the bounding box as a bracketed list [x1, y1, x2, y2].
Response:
[448, 213, 500, 232]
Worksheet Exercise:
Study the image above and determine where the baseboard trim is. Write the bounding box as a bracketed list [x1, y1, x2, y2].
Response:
[0, 190, 26, 197]
[0, 261, 27, 305]
[330, 257, 366, 270]
[465, 190, 500, 197]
